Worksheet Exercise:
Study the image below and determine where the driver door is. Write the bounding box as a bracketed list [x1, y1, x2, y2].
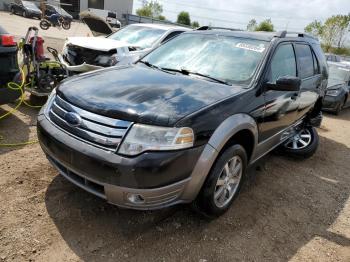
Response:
[259, 43, 300, 141]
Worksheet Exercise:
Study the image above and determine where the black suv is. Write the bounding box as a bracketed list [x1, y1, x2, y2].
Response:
[38, 29, 327, 217]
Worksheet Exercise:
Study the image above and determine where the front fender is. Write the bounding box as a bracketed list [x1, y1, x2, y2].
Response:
[180, 113, 258, 201]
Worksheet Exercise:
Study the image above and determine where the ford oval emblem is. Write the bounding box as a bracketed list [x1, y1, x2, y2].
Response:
[64, 112, 82, 127]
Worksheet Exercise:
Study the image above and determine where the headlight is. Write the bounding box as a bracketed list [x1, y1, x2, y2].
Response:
[118, 124, 194, 156]
[95, 54, 119, 66]
[326, 88, 341, 96]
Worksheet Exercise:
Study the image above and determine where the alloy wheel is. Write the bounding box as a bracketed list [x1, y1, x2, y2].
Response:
[214, 155, 243, 208]
[285, 128, 312, 150]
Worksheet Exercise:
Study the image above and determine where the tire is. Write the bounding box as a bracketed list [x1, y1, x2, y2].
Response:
[10, 7, 15, 14]
[194, 144, 247, 218]
[40, 20, 50, 30]
[62, 21, 71, 30]
[22, 11, 27, 18]
[280, 126, 319, 159]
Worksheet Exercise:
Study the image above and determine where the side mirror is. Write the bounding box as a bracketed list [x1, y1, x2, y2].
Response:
[265, 76, 301, 92]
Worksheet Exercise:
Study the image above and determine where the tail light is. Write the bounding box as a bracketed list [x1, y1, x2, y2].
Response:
[1, 35, 16, 46]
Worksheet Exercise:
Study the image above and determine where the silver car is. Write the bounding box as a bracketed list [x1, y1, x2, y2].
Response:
[59, 13, 189, 73]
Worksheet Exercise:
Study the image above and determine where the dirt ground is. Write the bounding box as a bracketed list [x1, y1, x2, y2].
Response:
[0, 102, 349, 262]
[0, 11, 350, 262]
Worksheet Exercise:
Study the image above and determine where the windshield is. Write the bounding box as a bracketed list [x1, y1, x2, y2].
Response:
[329, 65, 350, 82]
[141, 33, 269, 85]
[107, 25, 166, 49]
[23, 1, 38, 9]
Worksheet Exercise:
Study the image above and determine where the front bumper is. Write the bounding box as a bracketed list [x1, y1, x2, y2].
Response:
[37, 114, 204, 210]
[322, 94, 343, 112]
[58, 54, 103, 73]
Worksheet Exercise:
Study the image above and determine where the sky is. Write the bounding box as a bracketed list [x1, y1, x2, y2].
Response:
[132, 0, 350, 33]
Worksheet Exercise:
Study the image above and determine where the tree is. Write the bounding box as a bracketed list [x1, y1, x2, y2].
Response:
[305, 14, 350, 50]
[247, 19, 257, 31]
[255, 19, 274, 32]
[191, 21, 200, 28]
[177, 11, 191, 26]
[136, 1, 165, 20]
[304, 20, 323, 37]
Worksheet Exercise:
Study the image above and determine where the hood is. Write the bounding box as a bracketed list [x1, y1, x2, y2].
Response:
[79, 10, 115, 36]
[327, 78, 346, 89]
[66, 37, 129, 52]
[57, 65, 243, 126]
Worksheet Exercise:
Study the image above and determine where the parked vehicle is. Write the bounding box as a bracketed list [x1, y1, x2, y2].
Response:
[0, 26, 20, 105]
[325, 53, 342, 63]
[38, 29, 327, 217]
[39, 15, 71, 31]
[59, 12, 188, 73]
[322, 63, 350, 114]
[9, 0, 42, 19]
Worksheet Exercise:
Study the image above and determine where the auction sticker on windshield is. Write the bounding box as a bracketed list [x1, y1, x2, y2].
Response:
[235, 43, 265, 53]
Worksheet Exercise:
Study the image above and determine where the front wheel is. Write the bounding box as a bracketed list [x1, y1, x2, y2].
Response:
[62, 21, 71, 30]
[22, 10, 27, 18]
[194, 144, 247, 218]
[281, 126, 319, 158]
[11, 7, 15, 14]
[40, 20, 50, 30]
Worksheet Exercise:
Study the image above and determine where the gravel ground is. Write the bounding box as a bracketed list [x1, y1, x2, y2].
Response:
[0, 11, 350, 262]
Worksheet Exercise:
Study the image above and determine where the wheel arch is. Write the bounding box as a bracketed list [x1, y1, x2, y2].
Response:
[181, 113, 258, 201]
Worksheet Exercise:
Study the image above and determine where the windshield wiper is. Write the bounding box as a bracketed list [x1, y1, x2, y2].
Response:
[161, 68, 231, 86]
[139, 61, 175, 74]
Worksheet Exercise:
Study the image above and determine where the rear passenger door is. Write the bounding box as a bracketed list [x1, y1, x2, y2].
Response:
[294, 43, 321, 118]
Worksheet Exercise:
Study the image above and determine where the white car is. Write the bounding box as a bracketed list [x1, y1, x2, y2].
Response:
[59, 12, 189, 73]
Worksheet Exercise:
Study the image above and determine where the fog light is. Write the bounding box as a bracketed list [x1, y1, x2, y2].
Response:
[127, 193, 145, 204]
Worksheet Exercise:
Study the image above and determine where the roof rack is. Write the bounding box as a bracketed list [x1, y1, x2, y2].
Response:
[275, 30, 318, 41]
[197, 26, 243, 32]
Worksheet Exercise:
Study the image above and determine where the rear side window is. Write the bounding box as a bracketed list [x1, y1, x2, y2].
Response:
[268, 44, 296, 83]
[295, 44, 314, 79]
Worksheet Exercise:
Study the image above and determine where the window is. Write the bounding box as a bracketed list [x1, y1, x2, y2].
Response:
[295, 44, 314, 79]
[268, 44, 296, 83]
[88, 0, 104, 9]
[161, 31, 184, 43]
[312, 51, 320, 74]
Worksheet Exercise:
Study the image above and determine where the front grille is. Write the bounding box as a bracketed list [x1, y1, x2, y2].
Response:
[48, 94, 132, 151]
[65, 45, 116, 67]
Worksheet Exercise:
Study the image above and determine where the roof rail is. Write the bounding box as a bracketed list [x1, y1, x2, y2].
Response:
[275, 30, 318, 41]
[197, 26, 243, 32]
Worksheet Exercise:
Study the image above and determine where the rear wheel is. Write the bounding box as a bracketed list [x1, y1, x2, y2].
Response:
[194, 144, 247, 218]
[10, 7, 15, 14]
[281, 126, 319, 158]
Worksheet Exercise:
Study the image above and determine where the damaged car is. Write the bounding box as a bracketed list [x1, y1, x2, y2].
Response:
[59, 11, 188, 73]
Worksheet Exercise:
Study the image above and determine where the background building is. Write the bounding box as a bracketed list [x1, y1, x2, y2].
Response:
[0, 0, 134, 20]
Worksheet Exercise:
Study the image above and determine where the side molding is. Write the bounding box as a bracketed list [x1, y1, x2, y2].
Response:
[181, 114, 258, 201]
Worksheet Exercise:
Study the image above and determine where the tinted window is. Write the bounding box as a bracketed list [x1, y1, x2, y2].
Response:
[268, 44, 296, 83]
[161, 31, 183, 43]
[295, 44, 314, 79]
[312, 51, 320, 74]
[144, 33, 269, 85]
